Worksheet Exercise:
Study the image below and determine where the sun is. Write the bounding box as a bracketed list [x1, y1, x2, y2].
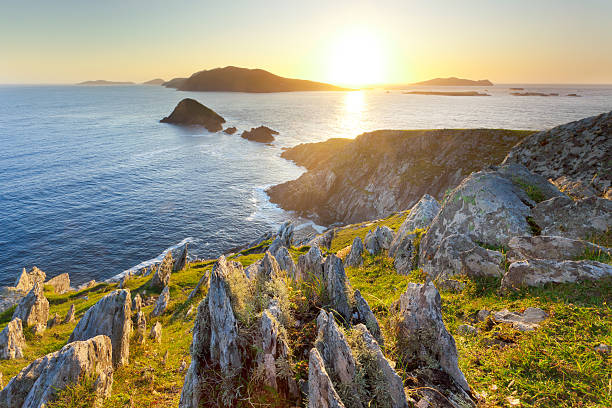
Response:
[327, 29, 387, 88]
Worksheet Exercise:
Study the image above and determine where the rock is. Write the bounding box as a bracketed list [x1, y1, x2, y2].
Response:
[258, 251, 282, 281]
[344, 237, 364, 267]
[118, 273, 130, 289]
[258, 307, 296, 394]
[502, 259, 612, 290]
[457, 324, 479, 336]
[179, 301, 211, 408]
[354, 324, 408, 408]
[47, 313, 61, 329]
[364, 226, 394, 255]
[0, 318, 26, 360]
[595, 343, 611, 355]
[308, 347, 346, 408]
[507, 235, 610, 262]
[152, 286, 170, 317]
[531, 196, 612, 240]
[135, 311, 147, 344]
[315, 310, 356, 385]
[69, 289, 132, 367]
[174, 243, 189, 272]
[223, 127, 237, 135]
[297, 245, 324, 281]
[309, 229, 335, 250]
[277, 221, 295, 247]
[150, 322, 162, 343]
[45, 273, 70, 294]
[323, 255, 351, 322]
[132, 294, 142, 315]
[476, 309, 491, 322]
[353, 289, 383, 345]
[63, 304, 76, 324]
[0, 287, 27, 316]
[493, 307, 548, 331]
[503, 110, 612, 198]
[274, 246, 297, 278]
[241, 125, 278, 143]
[397, 282, 470, 392]
[150, 251, 173, 290]
[79, 280, 96, 290]
[14, 267, 46, 293]
[390, 195, 440, 256]
[160, 98, 226, 132]
[437, 279, 465, 293]
[0, 335, 113, 408]
[292, 223, 319, 246]
[12, 282, 49, 330]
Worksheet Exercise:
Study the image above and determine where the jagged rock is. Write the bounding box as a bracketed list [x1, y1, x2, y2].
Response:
[531, 196, 612, 240]
[503, 110, 612, 198]
[12, 282, 49, 330]
[241, 125, 278, 143]
[309, 229, 335, 250]
[507, 235, 610, 262]
[292, 223, 319, 246]
[274, 246, 297, 278]
[150, 252, 173, 290]
[150, 322, 162, 343]
[63, 304, 76, 324]
[79, 280, 96, 290]
[492, 308, 548, 331]
[423, 234, 504, 279]
[397, 282, 470, 392]
[0, 287, 26, 316]
[323, 255, 351, 322]
[257, 251, 282, 281]
[160, 98, 226, 132]
[132, 294, 142, 315]
[118, 273, 131, 289]
[436, 279, 465, 293]
[297, 245, 324, 281]
[353, 289, 383, 345]
[315, 310, 356, 385]
[69, 289, 132, 367]
[223, 127, 237, 135]
[277, 221, 295, 247]
[420, 164, 564, 277]
[364, 226, 394, 255]
[0, 335, 113, 408]
[344, 237, 364, 267]
[47, 313, 61, 329]
[187, 271, 209, 301]
[308, 347, 346, 408]
[502, 259, 612, 290]
[14, 267, 46, 293]
[135, 311, 147, 345]
[258, 307, 296, 394]
[0, 318, 26, 360]
[354, 324, 408, 408]
[174, 243, 189, 272]
[457, 324, 479, 336]
[152, 286, 170, 317]
[45, 273, 70, 294]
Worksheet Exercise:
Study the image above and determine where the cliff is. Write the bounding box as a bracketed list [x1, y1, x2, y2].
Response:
[266, 129, 532, 225]
[163, 66, 349, 93]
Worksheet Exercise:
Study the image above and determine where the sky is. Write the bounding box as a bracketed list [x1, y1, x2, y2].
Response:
[1, 0, 611, 86]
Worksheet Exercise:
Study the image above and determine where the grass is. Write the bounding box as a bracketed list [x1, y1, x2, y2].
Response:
[330, 211, 408, 253]
[512, 177, 547, 203]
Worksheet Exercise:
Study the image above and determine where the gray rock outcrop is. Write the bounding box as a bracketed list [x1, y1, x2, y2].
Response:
[323, 255, 351, 322]
[150, 251, 173, 290]
[502, 259, 612, 290]
[63, 304, 76, 324]
[0, 335, 113, 408]
[492, 307, 548, 331]
[13, 267, 46, 293]
[315, 311, 356, 386]
[297, 245, 324, 281]
[150, 322, 162, 343]
[344, 237, 364, 267]
[364, 226, 394, 255]
[152, 286, 170, 317]
[174, 243, 189, 272]
[0, 318, 26, 360]
[135, 311, 147, 345]
[132, 294, 142, 315]
[353, 289, 383, 345]
[507, 235, 610, 262]
[69, 289, 132, 367]
[309, 229, 335, 250]
[274, 246, 297, 278]
[308, 347, 346, 408]
[12, 282, 49, 330]
[45, 273, 70, 294]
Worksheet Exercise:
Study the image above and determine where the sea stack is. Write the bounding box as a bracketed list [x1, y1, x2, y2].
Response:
[160, 98, 226, 132]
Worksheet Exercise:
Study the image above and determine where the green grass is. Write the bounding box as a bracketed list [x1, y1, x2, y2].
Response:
[330, 211, 408, 253]
[512, 177, 547, 203]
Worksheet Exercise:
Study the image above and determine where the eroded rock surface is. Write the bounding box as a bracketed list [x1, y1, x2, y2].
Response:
[502, 259, 612, 290]
[14, 267, 46, 293]
[45, 273, 70, 294]
[150, 251, 173, 290]
[353, 289, 383, 345]
[274, 246, 297, 278]
[344, 237, 364, 267]
[364, 226, 394, 255]
[152, 286, 170, 317]
[507, 235, 610, 262]
[0, 318, 26, 360]
[323, 256, 351, 322]
[297, 245, 324, 281]
[12, 282, 49, 330]
[308, 347, 346, 408]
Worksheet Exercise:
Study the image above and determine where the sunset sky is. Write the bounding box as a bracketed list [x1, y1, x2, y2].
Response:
[1, 0, 611, 85]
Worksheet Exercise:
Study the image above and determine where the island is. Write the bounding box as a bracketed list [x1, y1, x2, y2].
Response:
[511, 92, 559, 97]
[76, 80, 135, 85]
[412, 77, 493, 86]
[163, 66, 350, 93]
[160, 98, 226, 132]
[142, 78, 165, 85]
[404, 91, 490, 96]
[241, 126, 278, 143]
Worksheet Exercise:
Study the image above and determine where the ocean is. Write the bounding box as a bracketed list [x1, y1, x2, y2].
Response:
[1, 83, 611, 286]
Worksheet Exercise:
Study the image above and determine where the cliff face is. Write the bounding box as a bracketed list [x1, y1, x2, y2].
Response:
[267, 129, 532, 225]
[503, 110, 612, 198]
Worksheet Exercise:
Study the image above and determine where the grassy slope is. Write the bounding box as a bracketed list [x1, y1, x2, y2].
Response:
[1, 212, 610, 407]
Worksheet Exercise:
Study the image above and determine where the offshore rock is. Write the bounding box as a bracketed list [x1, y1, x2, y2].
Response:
[152, 286, 170, 317]
[502, 259, 612, 290]
[323, 255, 352, 322]
[308, 347, 346, 408]
[0, 335, 113, 408]
[0, 318, 26, 360]
[160, 98, 226, 132]
[12, 282, 49, 330]
[45, 273, 70, 294]
[241, 125, 278, 143]
[69, 289, 132, 367]
[344, 237, 364, 267]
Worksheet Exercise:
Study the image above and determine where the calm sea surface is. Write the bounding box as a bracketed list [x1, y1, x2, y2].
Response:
[1, 84, 611, 285]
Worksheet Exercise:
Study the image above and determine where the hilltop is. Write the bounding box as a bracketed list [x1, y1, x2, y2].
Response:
[412, 77, 494, 86]
[163, 66, 350, 93]
[142, 78, 165, 85]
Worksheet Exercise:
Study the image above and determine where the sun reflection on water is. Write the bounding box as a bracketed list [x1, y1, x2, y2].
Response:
[340, 91, 366, 137]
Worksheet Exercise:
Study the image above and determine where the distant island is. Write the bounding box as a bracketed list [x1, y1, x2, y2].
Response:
[142, 78, 165, 85]
[163, 66, 350, 93]
[412, 77, 493, 86]
[76, 80, 134, 85]
[404, 91, 490, 96]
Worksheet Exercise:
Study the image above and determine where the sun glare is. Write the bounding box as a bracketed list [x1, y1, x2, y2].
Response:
[327, 29, 387, 88]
